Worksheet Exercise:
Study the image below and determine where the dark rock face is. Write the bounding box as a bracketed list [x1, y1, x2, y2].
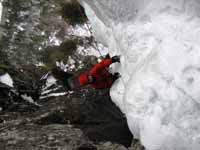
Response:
[0, 64, 134, 149]
[0, 0, 89, 67]
[0, 123, 90, 150]
[36, 88, 134, 147]
[0, 0, 85, 65]
[0, 87, 133, 149]
[0, 0, 68, 65]
[63, 89, 133, 147]
[0, 0, 145, 149]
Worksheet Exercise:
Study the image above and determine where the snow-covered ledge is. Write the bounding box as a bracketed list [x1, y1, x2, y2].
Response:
[79, 0, 200, 149]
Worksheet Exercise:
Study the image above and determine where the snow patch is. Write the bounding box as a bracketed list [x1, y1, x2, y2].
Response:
[35, 62, 45, 67]
[67, 24, 91, 37]
[42, 75, 57, 91]
[40, 92, 68, 99]
[77, 43, 108, 57]
[0, 73, 14, 87]
[49, 32, 62, 46]
[41, 86, 61, 95]
[56, 57, 76, 71]
[21, 94, 41, 107]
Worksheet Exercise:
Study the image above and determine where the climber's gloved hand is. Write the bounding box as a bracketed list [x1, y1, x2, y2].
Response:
[112, 72, 121, 81]
[111, 55, 120, 63]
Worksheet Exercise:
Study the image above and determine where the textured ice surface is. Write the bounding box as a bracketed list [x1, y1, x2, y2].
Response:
[79, 0, 200, 149]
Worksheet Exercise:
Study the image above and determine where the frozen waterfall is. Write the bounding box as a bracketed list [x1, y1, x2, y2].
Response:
[79, 0, 200, 149]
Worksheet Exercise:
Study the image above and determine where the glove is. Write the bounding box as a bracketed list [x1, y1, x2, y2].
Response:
[112, 72, 121, 81]
[111, 55, 120, 63]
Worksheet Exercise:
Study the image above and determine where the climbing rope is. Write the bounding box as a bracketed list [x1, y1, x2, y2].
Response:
[85, 23, 103, 57]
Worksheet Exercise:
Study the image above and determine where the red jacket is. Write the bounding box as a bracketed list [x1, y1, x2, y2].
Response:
[79, 59, 113, 89]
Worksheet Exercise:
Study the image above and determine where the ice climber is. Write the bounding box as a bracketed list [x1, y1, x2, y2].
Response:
[78, 56, 120, 89]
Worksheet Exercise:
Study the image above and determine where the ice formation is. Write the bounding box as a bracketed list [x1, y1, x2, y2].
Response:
[79, 0, 200, 149]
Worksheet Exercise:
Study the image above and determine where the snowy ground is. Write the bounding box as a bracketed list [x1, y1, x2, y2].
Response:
[80, 0, 200, 149]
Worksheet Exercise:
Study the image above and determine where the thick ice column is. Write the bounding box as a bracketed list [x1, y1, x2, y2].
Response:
[80, 0, 200, 149]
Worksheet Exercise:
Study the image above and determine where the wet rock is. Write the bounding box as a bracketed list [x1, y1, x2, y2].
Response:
[0, 69, 5, 76]
[35, 110, 67, 125]
[57, 89, 133, 147]
[0, 89, 134, 149]
[77, 143, 97, 150]
[97, 142, 127, 150]
[130, 140, 145, 150]
[0, 65, 48, 112]
[1, 0, 69, 65]
[0, 123, 91, 150]
[61, 0, 87, 25]
[42, 39, 79, 68]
